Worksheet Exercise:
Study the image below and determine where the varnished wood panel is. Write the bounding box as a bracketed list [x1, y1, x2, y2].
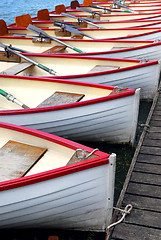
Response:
[0, 140, 47, 181]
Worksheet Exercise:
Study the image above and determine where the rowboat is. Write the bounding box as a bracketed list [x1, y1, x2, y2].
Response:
[67, 4, 161, 13]
[0, 50, 159, 100]
[1, 34, 161, 62]
[0, 121, 116, 231]
[80, 0, 161, 9]
[91, 1, 161, 7]
[11, 11, 161, 29]
[8, 10, 161, 23]
[6, 20, 161, 41]
[0, 75, 140, 145]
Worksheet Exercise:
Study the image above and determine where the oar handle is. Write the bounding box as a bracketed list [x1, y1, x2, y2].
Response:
[37, 63, 59, 75]
[0, 89, 29, 109]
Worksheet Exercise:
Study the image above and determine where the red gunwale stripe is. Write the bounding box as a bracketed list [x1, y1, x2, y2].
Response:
[0, 122, 110, 191]
[0, 157, 109, 191]
[1, 35, 161, 55]
[0, 75, 136, 115]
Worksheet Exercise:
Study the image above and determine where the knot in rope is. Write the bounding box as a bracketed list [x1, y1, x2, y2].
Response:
[107, 204, 132, 230]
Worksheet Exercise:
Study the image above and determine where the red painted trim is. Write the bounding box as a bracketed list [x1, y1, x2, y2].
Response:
[0, 75, 136, 115]
[0, 122, 106, 155]
[0, 157, 109, 191]
[0, 123, 110, 191]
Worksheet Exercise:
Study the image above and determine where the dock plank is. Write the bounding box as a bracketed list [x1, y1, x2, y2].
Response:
[110, 84, 161, 239]
[127, 182, 161, 198]
[123, 194, 161, 212]
[111, 224, 161, 240]
[134, 162, 161, 174]
[137, 154, 161, 164]
[130, 171, 161, 185]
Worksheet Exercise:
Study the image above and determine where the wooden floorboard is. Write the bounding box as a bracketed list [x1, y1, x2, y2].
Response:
[111, 224, 161, 240]
[109, 85, 161, 239]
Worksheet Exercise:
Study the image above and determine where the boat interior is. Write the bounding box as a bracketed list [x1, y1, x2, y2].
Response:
[0, 75, 120, 111]
[0, 125, 98, 182]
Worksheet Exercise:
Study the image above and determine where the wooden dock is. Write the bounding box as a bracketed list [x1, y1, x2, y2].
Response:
[108, 86, 161, 240]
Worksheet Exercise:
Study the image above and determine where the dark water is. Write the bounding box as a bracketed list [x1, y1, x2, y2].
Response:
[0, 1, 152, 239]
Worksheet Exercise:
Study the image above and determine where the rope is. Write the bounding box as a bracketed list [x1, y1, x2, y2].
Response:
[107, 204, 132, 230]
[75, 148, 99, 159]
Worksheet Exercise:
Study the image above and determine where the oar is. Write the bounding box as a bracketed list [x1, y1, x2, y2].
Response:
[88, 4, 132, 13]
[54, 21, 96, 40]
[88, 5, 112, 13]
[0, 89, 29, 109]
[113, 0, 140, 13]
[76, 7, 102, 16]
[27, 24, 85, 53]
[61, 12, 106, 29]
[0, 42, 59, 76]
[8, 44, 31, 53]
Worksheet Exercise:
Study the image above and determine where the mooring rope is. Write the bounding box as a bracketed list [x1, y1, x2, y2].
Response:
[107, 204, 133, 229]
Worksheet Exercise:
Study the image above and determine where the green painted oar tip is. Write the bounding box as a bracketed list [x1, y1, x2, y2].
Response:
[0, 89, 8, 98]
[73, 47, 85, 53]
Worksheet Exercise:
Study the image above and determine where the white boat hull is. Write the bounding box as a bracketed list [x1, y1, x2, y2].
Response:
[0, 89, 140, 145]
[0, 157, 115, 231]
[52, 61, 160, 100]
[0, 123, 116, 231]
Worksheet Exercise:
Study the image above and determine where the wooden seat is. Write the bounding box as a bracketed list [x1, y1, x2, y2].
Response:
[37, 9, 50, 20]
[0, 19, 8, 35]
[15, 14, 32, 27]
[37, 91, 85, 108]
[0, 140, 47, 181]
[67, 149, 97, 165]
[70, 0, 80, 9]
[43, 45, 67, 54]
[55, 28, 71, 37]
[0, 51, 20, 62]
[55, 4, 66, 14]
[88, 65, 120, 73]
[83, 0, 92, 5]
[0, 62, 33, 75]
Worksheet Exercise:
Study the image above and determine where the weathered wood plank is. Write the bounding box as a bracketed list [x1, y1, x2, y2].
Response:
[121, 208, 161, 229]
[37, 91, 85, 108]
[147, 126, 161, 132]
[43, 45, 67, 54]
[0, 140, 47, 181]
[144, 132, 161, 140]
[137, 153, 161, 164]
[111, 223, 161, 240]
[66, 150, 96, 165]
[0, 62, 33, 75]
[88, 65, 120, 73]
[140, 146, 161, 155]
[134, 162, 161, 174]
[150, 120, 161, 127]
[127, 182, 161, 198]
[142, 138, 161, 148]
[110, 89, 161, 239]
[123, 194, 161, 212]
[130, 171, 161, 185]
